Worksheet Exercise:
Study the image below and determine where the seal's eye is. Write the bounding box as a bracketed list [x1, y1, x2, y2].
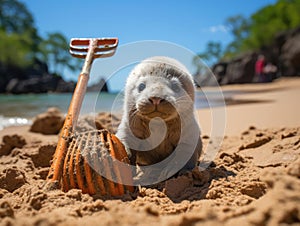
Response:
[138, 82, 146, 92]
[171, 81, 181, 93]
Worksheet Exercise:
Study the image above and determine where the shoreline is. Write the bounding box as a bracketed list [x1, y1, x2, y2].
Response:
[1, 77, 300, 135]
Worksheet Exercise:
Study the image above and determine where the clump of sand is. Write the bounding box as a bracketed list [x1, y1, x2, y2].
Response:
[0, 111, 299, 225]
[30, 107, 64, 135]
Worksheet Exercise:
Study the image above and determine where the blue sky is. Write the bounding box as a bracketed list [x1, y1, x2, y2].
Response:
[22, 0, 277, 90]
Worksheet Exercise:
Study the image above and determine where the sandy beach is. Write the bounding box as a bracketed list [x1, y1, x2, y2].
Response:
[0, 78, 299, 225]
[198, 77, 300, 136]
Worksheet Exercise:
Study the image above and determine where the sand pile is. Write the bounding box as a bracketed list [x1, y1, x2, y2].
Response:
[0, 110, 299, 225]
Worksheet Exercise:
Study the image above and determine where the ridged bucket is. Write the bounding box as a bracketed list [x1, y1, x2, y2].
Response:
[62, 129, 134, 196]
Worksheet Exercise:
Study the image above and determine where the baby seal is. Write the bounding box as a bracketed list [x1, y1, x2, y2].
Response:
[116, 56, 202, 174]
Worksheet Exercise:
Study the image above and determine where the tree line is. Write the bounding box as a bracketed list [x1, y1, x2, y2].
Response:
[196, 0, 300, 65]
[0, 0, 79, 77]
[1, 0, 300, 79]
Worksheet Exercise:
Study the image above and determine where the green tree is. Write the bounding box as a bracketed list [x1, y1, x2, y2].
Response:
[0, 0, 40, 67]
[0, 0, 79, 78]
[197, 0, 300, 66]
[194, 41, 223, 67]
[224, 15, 250, 58]
[0, 31, 34, 67]
[226, 15, 250, 41]
[0, 0, 34, 34]
[194, 15, 250, 69]
[244, 0, 300, 49]
[39, 32, 80, 76]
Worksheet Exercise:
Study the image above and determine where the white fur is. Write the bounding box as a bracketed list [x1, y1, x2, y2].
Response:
[116, 56, 202, 171]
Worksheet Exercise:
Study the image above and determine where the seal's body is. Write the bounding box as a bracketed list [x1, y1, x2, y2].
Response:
[116, 56, 202, 173]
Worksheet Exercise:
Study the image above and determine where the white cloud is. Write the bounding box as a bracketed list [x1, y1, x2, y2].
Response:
[202, 25, 229, 33]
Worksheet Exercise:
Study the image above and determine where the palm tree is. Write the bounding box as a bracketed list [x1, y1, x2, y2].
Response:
[39, 32, 80, 76]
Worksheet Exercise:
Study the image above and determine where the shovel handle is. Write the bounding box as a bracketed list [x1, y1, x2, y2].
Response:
[47, 39, 99, 182]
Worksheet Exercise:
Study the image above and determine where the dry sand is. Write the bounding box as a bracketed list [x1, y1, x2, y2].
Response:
[198, 77, 300, 136]
[0, 78, 300, 226]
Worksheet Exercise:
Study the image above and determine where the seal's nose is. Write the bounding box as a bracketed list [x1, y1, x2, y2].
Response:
[149, 97, 164, 105]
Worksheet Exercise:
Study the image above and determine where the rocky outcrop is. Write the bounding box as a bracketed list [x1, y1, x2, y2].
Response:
[280, 28, 300, 76]
[0, 62, 26, 93]
[5, 75, 76, 94]
[212, 62, 227, 83]
[196, 26, 300, 86]
[87, 78, 109, 92]
[0, 59, 76, 94]
[220, 52, 257, 84]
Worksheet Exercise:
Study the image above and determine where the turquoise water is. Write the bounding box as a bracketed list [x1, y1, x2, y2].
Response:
[0, 90, 225, 129]
[0, 92, 123, 117]
[0, 92, 124, 129]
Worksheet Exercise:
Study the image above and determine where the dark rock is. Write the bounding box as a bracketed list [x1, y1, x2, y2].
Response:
[0, 62, 26, 93]
[1, 57, 76, 94]
[25, 58, 49, 76]
[212, 62, 228, 83]
[0, 58, 49, 93]
[194, 68, 220, 87]
[211, 26, 300, 85]
[6, 75, 54, 93]
[221, 52, 256, 85]
[281, 32, 300, 76]
[87, 78, 109, 92]
[30, 107, 64, 135]
[55, 78, 76, 93]
[5, 74, 76, 94]
[5, 78, 19, 93]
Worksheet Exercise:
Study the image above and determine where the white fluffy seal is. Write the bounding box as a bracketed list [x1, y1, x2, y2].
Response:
[116, 56, 202, 174]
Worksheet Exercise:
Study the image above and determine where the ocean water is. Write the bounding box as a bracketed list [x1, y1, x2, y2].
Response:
[0, 90, 226, 130]
[0, 92, 124, 130]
